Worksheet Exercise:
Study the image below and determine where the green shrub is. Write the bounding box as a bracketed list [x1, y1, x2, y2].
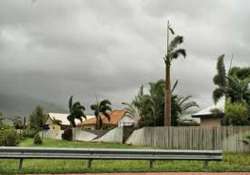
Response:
[0, 127, 20, 146]
[224, 102, 249, 125]
[33, 134, 42, 145]
[62, 128, 72, 141]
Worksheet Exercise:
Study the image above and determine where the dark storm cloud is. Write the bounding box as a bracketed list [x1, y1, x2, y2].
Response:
[0, 0, 249, 115]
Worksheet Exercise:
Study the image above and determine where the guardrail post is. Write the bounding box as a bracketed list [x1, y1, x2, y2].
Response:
[87, 159, 92, 168]
[203, 161, 208, 169]
[19, 158, 23, 170]
[149, 160, 154, 168]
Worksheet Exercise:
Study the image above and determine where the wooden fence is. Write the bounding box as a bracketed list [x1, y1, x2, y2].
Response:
[127, 127, 250, 152]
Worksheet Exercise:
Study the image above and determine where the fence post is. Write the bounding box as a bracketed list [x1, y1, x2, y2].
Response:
[149, 160, 154, 168]
[87, 159, 92, 168]
[19, 158, 23, 170]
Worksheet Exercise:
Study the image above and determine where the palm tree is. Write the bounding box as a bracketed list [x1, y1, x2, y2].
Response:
[163, 21, 186, 126]
[90, 100, 112, 130]
[171, 85, 199, 125]
[122, 102, 141, 121]
[227, 76, 250, 104]
[67, 96, 86, 127]
[213, 55, 250, 104]
[176, 95, 199, 113]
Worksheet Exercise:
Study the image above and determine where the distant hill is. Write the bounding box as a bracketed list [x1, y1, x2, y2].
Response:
[0, 93, 67, 119]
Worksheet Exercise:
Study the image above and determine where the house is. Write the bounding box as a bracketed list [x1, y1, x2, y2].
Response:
[82, 110, 138, 129]
[46, 113, 95, 130]
[192, 97, 225, 127]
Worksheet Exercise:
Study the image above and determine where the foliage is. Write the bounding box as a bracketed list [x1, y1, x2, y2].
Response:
[12, 116, 26, 129]
[29, 106, 47, 130]
[229, 67, 250, 80]
[224, 101, 250, 125]
[33, 134, 43, 145]
[0, 126, 20, 146]
[164, 35, 186, 66]
[132, 80, 198, 127]
[62, 127, 73, 141]
[213, 54, 227, 103]
[227, 75, 250, 104]
[122, 102, 140, 127]
[90, 99, 112, 129]
[67, 96, 86, 127]
[213, 56, 250, 105]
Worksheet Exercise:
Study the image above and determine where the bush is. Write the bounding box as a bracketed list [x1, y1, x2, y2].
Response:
[62, 128, 72, 141]
[224, 102, 249, 125]
[33, 134, 42, 145]
[0, 128, 20, 146]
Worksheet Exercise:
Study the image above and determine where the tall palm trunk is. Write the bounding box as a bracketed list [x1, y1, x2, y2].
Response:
[164, 64, 171, 126]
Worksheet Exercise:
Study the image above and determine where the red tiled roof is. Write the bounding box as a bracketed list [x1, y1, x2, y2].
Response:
[82, 110, 126, 126]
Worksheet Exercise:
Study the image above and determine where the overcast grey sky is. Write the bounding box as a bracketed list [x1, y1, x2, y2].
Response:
[0, 0, 249, 115]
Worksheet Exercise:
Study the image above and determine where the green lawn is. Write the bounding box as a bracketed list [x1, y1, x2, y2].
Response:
[0, 138, 250, 174]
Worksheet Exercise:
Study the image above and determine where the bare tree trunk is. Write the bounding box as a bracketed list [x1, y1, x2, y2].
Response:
[164, 64, 171, 126]
[164, 20, 171, 126]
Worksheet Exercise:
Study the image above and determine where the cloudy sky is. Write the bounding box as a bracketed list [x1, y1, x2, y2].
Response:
[0, 0, 249, 115]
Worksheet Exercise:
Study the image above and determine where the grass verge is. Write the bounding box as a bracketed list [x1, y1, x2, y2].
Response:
[0, 138, 250, 174]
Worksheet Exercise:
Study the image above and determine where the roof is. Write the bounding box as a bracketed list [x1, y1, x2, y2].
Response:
[192, 97, 225, 118]
[48, 113, 95, 126]
[82, 110, 127, 126]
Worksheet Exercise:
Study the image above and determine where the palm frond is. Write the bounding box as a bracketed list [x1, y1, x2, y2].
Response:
[90, 104, 98, 111]
[177, 95, 192, 106]
[213, 87, 225, 103]
[169, 35, 183, 52]
[100, 99, 111, 107]
[168, 26, 175, 35]
[181, 101, 199, 111]
[171, 49, 186, 59]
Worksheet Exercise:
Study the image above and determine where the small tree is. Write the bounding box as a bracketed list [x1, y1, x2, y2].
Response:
[33, 134, 42, 145]
[224, 101, 249, 125]
[29, 106, 47, 130]
[67, 96, 86, 127]
[12, 116, 24, 129]
[90, 100, 112, 130]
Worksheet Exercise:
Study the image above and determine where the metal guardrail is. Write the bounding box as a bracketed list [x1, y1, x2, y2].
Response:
[0, 147, 223, 170]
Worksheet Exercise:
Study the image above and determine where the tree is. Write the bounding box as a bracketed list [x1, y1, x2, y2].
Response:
[163, 21, 186, 126]
[12, 116, 24, 129]
[29, 106, 47, 130]
[90, 100, 112, 130]
[132, 80, 198, 127]
[67, 96, 86, 127]
[172, 95, 199, 126]
[227, 75, 250, 104]
[121, 102, 141, 124]
[229, 67, 250, 80]
[224, 101, 249, 125]
[213, 55, 227, 103]
[213, 55, 250, 105]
